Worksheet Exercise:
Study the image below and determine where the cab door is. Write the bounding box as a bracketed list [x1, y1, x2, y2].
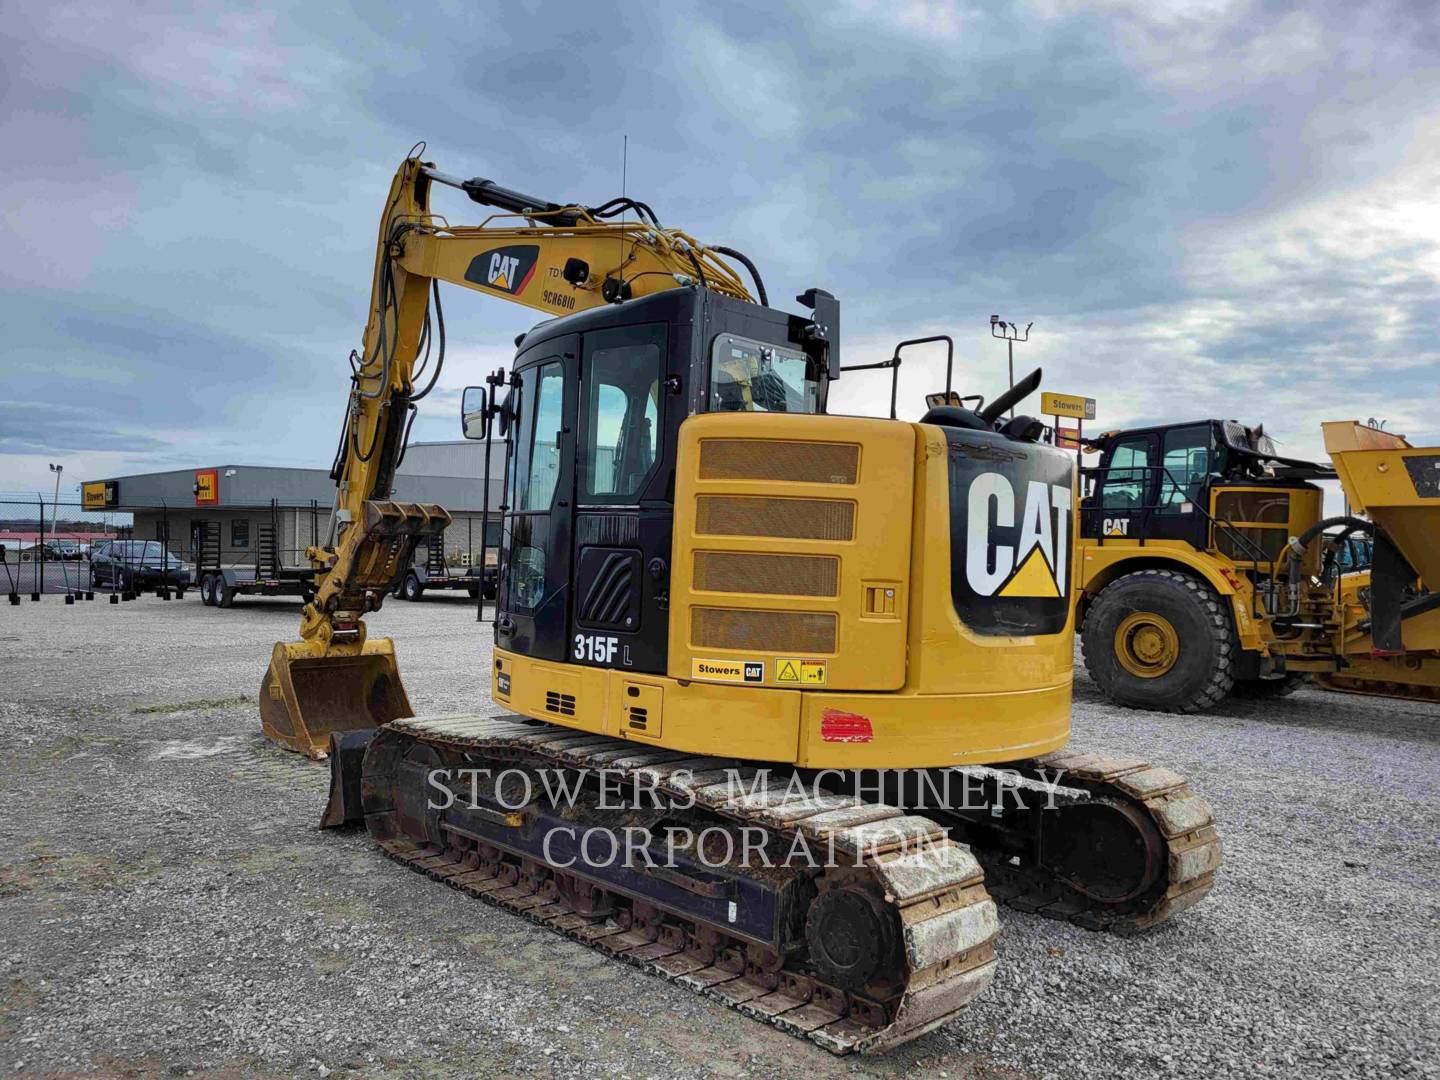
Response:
[1145, 423, 1214, 549]
[569, 322, 671, 675]
[1090, 433, 1159, 540]
[496, 336, 578, 662]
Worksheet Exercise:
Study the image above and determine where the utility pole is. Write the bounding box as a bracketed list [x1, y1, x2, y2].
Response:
[48, 463, 62, 535]
[989, 315, 1033, 418]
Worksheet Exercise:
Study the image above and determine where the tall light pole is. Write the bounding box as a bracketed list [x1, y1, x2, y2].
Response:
[48, 463, 63, 535]
[990, 315, 1033, 418]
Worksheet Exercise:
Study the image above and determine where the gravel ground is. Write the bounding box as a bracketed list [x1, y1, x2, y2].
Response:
[1, 594, 1436, 1079]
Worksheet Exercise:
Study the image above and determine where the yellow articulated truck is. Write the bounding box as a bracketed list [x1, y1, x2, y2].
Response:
[1075, 417, 1440, 712]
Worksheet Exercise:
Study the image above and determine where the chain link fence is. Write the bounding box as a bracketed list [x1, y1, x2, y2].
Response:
[0, 494, 499, 606]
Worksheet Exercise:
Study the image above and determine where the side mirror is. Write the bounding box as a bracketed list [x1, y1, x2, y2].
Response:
[461, 386, 489, 440]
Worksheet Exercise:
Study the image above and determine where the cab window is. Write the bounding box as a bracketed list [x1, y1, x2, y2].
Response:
[710, 334, 819, 414]
[1158, 425, 1212, 510]
[581, 340, 662, 501]
[505, 359, 564, 615]
[1100, 438, 1153, 510]
[510, 362, 563, 514]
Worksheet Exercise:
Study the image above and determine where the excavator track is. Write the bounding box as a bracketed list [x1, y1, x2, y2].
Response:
[967, 750, 1222, 933]
[354, 715, 1001, 1054]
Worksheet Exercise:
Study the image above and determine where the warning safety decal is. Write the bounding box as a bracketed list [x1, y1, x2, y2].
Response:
[775, 658, 827, 686]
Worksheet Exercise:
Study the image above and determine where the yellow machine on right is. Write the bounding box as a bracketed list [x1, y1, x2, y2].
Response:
[1075, 418, 1440, 712]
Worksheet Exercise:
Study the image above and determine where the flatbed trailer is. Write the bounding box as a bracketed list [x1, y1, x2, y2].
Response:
[192, 518, 316, 608]
[198, 564, 316, 607]
[393, 531, 497, 601]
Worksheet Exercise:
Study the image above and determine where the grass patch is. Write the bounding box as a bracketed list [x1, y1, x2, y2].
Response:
[133, 695, 250, 715]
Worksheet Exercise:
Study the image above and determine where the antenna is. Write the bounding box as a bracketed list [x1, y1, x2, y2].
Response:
[619, 134, 628, 291]
[989, 315, 1033, 418]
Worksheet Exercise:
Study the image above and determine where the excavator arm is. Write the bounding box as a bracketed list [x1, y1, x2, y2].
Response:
[260, 153, 757, 757]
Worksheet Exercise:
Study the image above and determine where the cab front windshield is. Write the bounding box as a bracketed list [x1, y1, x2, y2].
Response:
[709, 334, 821, 414]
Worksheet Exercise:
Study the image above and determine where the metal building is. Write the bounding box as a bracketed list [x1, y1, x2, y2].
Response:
[88, 441, 504, 567]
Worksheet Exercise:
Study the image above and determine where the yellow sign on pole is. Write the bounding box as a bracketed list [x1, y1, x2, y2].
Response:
[1040, 392, 1096, 420]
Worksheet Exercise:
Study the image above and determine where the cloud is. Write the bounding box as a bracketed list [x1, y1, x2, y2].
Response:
[0, 0, 1436, 500]
[0, 401, 171, 456]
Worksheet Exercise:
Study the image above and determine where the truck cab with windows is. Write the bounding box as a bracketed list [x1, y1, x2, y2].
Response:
[1076, 419, 1336, 712]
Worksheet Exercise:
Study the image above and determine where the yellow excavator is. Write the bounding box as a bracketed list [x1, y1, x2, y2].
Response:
[264, 151, 1221, 1053]
[1074, 418, 1440, 712]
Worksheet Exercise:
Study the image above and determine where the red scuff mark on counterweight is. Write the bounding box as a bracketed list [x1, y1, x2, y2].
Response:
[820, 709, 873, 743]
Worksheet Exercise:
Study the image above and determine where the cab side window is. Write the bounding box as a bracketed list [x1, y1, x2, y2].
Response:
[1100, 439, 1152, 510]
[580, 341, 663, 501]
[524, 365, 564, 511]
[1158, 425, 1212, 509]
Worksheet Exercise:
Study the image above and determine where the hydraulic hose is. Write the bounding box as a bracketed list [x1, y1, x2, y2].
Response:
[1285, 515, 1373, 595]
[711, 245, 768, 306]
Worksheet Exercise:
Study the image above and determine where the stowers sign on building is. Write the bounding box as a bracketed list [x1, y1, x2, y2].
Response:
[81, 481, 120, 509]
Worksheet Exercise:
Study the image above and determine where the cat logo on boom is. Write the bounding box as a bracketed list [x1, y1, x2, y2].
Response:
[464, 244, 540, 297]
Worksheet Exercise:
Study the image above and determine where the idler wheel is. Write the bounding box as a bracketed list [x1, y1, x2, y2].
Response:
[804, 884, 900, 992]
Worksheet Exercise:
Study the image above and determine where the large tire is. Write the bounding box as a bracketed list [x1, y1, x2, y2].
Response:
[199, 573, 216, 607]
[1230, 672, 1307, 699]
[217, 578, 235, 608]
[401, 573, 423, 602]
[1081, 569, 1236, 713]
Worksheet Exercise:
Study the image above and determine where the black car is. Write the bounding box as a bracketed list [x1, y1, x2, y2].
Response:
[90, 541, 192, 592]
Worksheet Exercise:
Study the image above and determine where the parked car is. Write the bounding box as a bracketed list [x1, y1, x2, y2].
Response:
[44, 539, 84, 560]
[90, 541, 192, 592]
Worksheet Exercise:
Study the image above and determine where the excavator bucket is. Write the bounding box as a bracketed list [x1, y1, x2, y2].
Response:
[259, 638, 413, 759]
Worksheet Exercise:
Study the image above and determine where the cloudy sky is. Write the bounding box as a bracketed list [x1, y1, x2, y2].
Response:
[2, 0, 1437, 498]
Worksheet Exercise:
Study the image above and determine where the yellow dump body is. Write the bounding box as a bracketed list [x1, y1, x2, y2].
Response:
[1323, 422, 1440, 592]
[1313, 422, 1440, 700]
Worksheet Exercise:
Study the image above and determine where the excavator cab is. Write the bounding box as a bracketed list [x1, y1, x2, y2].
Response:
[485, 286, 834, 677]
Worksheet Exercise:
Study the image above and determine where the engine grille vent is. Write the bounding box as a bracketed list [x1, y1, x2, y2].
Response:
[691, 607, 837, 654]
[694, 551, 839, 597]
[627, 706, 649, 732]
[544, 691, 577, 717]
[695, 496, 855, 541]
[699, 439, 860, 484]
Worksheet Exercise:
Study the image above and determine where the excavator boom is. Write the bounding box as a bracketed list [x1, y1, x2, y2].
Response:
[261, 153, 757, 757]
